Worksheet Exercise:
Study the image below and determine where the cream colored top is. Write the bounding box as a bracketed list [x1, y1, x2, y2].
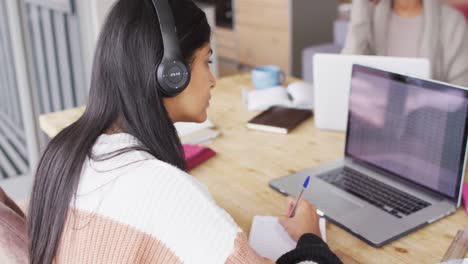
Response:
[387, 13, 423, 57]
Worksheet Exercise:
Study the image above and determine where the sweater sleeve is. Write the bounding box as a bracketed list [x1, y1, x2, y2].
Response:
[225, 232, 341, 264]
[341, 0, 374, 55]
[277, 234, 342, 264]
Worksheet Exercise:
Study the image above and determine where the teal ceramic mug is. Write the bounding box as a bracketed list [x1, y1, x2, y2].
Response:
[251, 65, 285, 89]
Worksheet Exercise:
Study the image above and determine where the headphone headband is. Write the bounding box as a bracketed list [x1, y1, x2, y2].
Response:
[152, 0, 182, 59]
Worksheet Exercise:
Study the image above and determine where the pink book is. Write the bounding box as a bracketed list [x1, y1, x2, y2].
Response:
[463, 183, 468, 215]
[183, 144, 216, 171]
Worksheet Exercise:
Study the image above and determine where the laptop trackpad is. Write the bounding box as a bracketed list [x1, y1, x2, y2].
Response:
[323, 190, 363, 216]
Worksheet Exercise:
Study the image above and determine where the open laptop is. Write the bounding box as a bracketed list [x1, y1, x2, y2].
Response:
[270, 65, 468, 247]
[313, 54, 431, 131]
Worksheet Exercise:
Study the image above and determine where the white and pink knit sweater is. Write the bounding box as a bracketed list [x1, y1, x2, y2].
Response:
[53, 133, 274, 263]
[55, 134, 337, 264]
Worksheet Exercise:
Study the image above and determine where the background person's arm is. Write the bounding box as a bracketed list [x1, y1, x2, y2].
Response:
[444, 11, 468, 87]
[342, 0, 377, 55]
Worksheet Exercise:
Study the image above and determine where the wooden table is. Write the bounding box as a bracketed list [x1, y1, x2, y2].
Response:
[40, 74, 468, 263]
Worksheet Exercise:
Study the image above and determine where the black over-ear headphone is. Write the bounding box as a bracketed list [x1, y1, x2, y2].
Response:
[151, 0, 191, 97]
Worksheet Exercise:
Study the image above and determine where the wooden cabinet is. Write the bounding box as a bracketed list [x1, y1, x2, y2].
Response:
[218, 0, 338, 77]
[215, 27, 238, 61]
[237, 25, 290, 72]
[235, 0, 289, 71]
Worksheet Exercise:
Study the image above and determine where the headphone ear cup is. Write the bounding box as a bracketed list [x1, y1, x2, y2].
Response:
[157, 58, 191, 97]
[152, 0, 190, 97]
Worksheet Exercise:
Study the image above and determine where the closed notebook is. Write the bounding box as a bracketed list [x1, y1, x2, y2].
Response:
[247, 106, 313, 134]
[183, 144, 216, 171]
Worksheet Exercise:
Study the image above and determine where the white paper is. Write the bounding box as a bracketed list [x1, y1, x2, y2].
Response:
[245, 86, 291, 111]
[287, 82, 314, 109]
[248, 216, 326, 261]
[244, 82, 314, 111]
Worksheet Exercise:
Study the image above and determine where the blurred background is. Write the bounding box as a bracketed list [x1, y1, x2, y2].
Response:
[0, 0, 466, 199]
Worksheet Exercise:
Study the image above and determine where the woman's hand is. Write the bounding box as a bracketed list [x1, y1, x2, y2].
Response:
[278, 196, 321, 242]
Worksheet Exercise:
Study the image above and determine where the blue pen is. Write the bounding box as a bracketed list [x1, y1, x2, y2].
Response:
[288, 176, 311, 217]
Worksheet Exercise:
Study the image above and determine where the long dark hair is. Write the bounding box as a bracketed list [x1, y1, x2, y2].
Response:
[27, 0, 211, 263]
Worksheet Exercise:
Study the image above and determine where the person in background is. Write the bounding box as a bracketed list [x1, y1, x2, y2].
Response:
[26, 0, 341, 263]
[342, 0, 468, 87]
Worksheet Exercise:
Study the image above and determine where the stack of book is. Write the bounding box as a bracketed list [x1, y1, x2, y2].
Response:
[175, 120, 220, 145]
[183, 144, 216, 171]
[175, 120, 219, 170]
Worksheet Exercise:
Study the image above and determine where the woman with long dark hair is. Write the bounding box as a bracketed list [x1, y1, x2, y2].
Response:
[27, 0, 341, 263]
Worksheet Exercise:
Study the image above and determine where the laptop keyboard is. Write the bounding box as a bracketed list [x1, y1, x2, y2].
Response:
[318, 167, 431, 218]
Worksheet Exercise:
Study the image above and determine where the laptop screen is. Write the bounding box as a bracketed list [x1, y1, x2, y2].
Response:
[345, 65, 468, 200]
